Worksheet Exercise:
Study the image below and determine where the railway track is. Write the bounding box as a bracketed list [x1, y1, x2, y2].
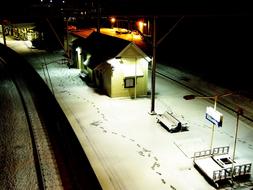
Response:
[0, 56, 64, 189]
[0, 45, 102, 190]
[155, 67, 253, 124]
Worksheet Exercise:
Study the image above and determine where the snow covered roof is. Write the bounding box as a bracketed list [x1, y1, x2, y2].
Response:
[73, 32, 132, 69]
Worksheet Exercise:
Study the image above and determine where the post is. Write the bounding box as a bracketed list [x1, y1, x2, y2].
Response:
[231, 108, 243, 182]
[149, 16, 184, 115]
[66, 18, 70, 59]
[134, 57, 137, 99]
[210, 96, 218, 150]
[97, 2, 101, 33]
[2, 24, 6, 46]
[150, 16, 157, 115]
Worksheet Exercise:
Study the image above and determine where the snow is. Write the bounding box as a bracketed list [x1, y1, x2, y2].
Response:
[2, 38, 253, 189]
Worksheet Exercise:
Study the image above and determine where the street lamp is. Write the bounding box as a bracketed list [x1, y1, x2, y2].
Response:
[110, 17, 116, 28]
[183, 92, 233, 150]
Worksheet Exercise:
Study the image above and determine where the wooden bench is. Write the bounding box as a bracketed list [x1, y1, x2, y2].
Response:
[156, 111, 188, 133]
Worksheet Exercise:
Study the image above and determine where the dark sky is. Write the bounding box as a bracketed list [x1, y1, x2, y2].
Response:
[101, 0, 252, 16]
[1, 0, 252, 93]
[0, 0, 252, 18]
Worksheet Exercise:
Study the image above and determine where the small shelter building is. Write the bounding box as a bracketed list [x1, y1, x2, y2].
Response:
[71, 31, 151, 98]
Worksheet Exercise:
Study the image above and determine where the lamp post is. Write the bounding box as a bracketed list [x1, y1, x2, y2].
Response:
[183, 92, 233, 150]
[231, 107, 243, 183]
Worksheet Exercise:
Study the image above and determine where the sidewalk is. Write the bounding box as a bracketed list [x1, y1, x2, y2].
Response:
[6, 39, 253, 189]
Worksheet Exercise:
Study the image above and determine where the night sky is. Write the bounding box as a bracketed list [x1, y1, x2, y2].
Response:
[0, 0, 252, 17]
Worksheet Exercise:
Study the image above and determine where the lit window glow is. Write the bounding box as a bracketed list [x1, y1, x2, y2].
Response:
[137, 20, 146, 34]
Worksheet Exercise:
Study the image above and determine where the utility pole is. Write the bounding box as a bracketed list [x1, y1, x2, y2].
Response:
[149, 16, 184, 115]
[97, 1, 101, 33]
[149, 16, 157, 115]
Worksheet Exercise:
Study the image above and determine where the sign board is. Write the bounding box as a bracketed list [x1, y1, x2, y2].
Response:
[205, 106, 223, 127]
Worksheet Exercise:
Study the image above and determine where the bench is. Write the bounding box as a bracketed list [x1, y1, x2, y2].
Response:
[156, 111, 188, 133]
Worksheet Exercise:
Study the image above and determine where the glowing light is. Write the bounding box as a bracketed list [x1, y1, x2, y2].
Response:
[110, 17, 116, 23]
[137, 20, 146, 33]
[138, 21, 144, 28]
[75, 47, 81, 53]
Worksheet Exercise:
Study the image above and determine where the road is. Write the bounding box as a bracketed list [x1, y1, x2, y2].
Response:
[3, 38, 253, 189]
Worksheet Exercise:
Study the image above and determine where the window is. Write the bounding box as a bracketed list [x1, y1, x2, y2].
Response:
[124, 77, 135, 88]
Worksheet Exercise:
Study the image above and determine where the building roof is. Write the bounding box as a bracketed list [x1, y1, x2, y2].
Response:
[87, 31, 131, 59]
[71, 28, 95, 39]
[73, 31, 132, 69]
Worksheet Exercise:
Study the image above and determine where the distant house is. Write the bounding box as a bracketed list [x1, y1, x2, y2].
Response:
[9, 23, 38, 41]
[71, 31, 151, 98]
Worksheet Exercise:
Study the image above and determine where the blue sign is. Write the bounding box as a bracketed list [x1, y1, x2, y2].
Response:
[205, 113, 222, 127]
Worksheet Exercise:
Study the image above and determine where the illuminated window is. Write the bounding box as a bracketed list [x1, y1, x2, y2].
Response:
[124, 77, 135, 88]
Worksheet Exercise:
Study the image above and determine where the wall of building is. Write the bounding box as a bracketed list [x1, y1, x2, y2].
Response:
[110, 57, 148, 98]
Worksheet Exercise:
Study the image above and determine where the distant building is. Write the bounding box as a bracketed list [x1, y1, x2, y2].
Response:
[71, 31, 151, 98]
[5, 23, 38, 41]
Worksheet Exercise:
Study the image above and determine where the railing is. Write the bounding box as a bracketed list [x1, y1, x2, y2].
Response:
[193, 146, 229, 161]
[213, 168, 232, 182]
[194, 146, 252, 183]
[193, 149, 212, 162]
[212, 163, 251, 182]
[233, 163, 251, 177]
[212, 146, 229, 155]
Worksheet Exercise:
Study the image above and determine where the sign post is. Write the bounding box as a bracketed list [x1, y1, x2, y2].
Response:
[183, 92, 233, 150]
[205, 106, 223, 127]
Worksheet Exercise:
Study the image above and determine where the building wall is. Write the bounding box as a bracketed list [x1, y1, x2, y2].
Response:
[110, 57, 148, 98]
[102, 65, 112, 96]
[109, 45, 149, 98]
[66, 34, 78, 56]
